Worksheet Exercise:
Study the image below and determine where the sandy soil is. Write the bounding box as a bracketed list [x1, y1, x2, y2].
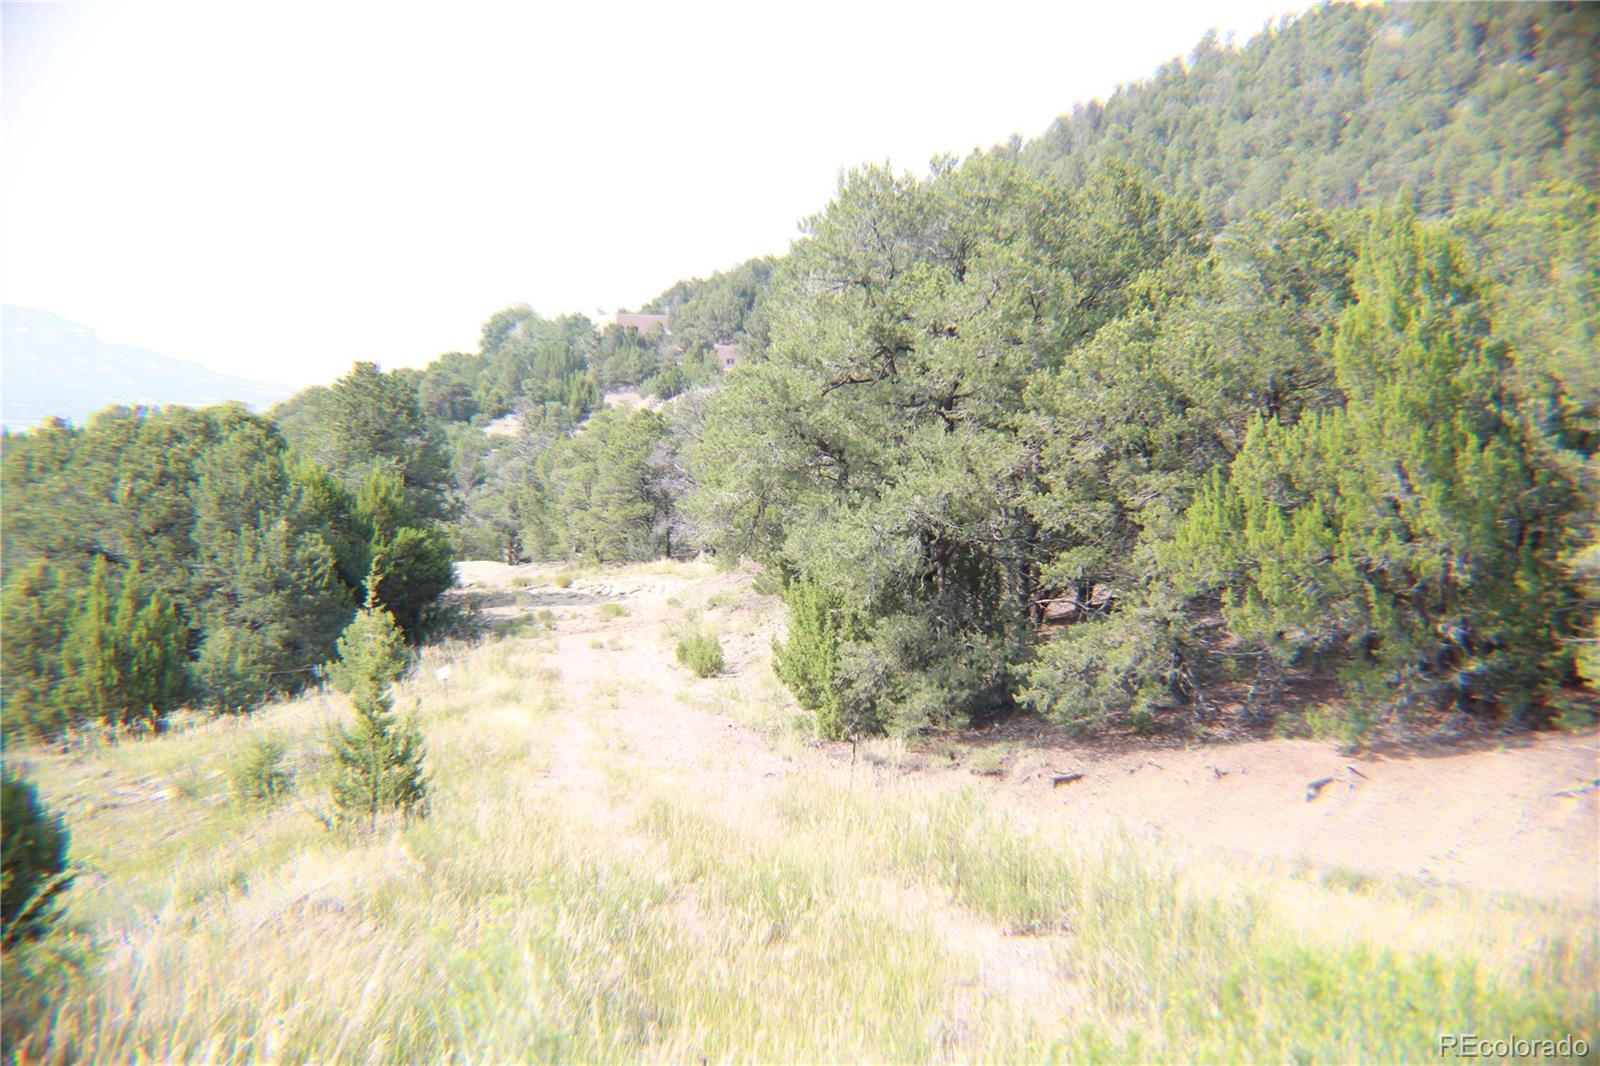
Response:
[457, 560, 1600, 907]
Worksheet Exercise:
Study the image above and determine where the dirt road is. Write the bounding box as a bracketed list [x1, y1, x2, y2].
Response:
[456, 560, 1600, 906]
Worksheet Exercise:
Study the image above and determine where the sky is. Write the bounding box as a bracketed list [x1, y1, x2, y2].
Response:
[3, 0, 1313, 389]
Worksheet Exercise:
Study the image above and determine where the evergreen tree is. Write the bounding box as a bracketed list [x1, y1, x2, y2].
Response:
[533, 407, 672, 564]
[772, 578, 862, 739]
[325, 608, 429, 831]
[282, 362, 451, 523]
[1, 561, 72, 740]
[58, 560, 189, 731]
[689, 154, 1199, 733]
[365, 527, 454, 642]
[1, 767, 72, 949]
[1172, 209, 1589, 725]
[188, 414, 355, 710]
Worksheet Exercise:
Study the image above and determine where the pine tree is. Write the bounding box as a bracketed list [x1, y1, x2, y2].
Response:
[1, 561, 72, 740]
[364, 528, 454, 642]
[325, 608, 429, 831]
[1172, 208, 1589, 726]
[58, 560, 189, 731]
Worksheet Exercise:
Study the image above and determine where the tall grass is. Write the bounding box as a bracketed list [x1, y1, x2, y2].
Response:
[5, 609, 1595, 1063]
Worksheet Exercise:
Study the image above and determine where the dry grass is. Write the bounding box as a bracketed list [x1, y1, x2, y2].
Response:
[4, 576, 1595, 1063]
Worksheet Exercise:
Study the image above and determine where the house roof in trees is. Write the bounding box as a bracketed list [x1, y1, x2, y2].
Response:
[612, 312, 670, 336]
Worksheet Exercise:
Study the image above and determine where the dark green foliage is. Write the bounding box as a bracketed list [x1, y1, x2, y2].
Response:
[271, 365, 460, 645]
[417, 350, 482, 423]
[6, 3, 1593, 749]
[57, 561, 189, 732]
[1, 406, 367, 732]
[326, 608, 428, 830]
[289, 459, 372, 590]
[675, 628, 725, 679]
[1, 767, 72, 949]
[190, 421, 355, 711]
[192, 627, 276, 716]
[1577, 535, 1600, 693]
[685, 54, 1592, 738]
[1170, 209, 1591, 728]
[1, 562, 72, 740]
[468, 308, 600, 421]
[279, 362, 451, 525]
[525, 408, 674, 564]
[365, 526, 455, 642]
[645, 256, 776, 368]
[687, 154, 1201, 734]
[590, 325, 660, 393]
[1019, 589, 1195, 735]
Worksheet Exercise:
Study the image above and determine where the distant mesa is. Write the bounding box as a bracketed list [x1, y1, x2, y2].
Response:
[1, 306, 295, 431]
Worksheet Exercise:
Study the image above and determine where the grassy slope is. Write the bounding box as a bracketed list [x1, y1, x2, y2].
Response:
[4, 562, 1596, 1062]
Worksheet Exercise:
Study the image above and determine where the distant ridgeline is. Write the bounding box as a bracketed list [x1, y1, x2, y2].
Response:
[1, 306, 294, 430]
[2, 1, 1595, 744]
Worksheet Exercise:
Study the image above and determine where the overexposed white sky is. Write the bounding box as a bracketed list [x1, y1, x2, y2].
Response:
[3, 0, 1310, 388]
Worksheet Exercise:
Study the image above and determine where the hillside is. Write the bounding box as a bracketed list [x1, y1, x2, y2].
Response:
[3, 3, 1598, 1059]
[1, 306, 293, 430]
[5, 562, 1594, 1059]
[1024, 3, 1600, 222]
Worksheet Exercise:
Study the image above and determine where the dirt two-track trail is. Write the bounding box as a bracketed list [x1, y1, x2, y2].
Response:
[456, 561, 1600, 908]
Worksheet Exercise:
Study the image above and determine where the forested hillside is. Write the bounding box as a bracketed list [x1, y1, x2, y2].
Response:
[1026, 3, 1599, 222]
[2, 1, 1594, 747]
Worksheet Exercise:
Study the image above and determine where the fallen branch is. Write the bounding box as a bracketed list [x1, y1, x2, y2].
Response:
[1051, 773, 1085, 788]
[1553, 778, 1600, 798]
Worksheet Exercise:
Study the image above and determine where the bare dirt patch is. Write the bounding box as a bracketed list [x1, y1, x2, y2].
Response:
[458, 560, 1600, 907]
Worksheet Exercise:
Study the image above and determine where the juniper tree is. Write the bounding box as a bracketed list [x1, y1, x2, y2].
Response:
[1170, 208, 1591, 726]
[325, 607, 429, 831]
[58, 560, 189, 732]
[688, 155, 1202, 734]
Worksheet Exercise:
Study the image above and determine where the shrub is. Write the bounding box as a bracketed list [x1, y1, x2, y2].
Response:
[491, 616, 535, 638]
[325, 609, 429, 831]
[1, 768, 73, 949]
[1304, 700, 1377, 750]
[597, 603, 627, 619]
[676, 629, 725, 678]
[554, 573, 574, 589]
[772, 578, 854, 738]
[229, 737, 293, 807]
